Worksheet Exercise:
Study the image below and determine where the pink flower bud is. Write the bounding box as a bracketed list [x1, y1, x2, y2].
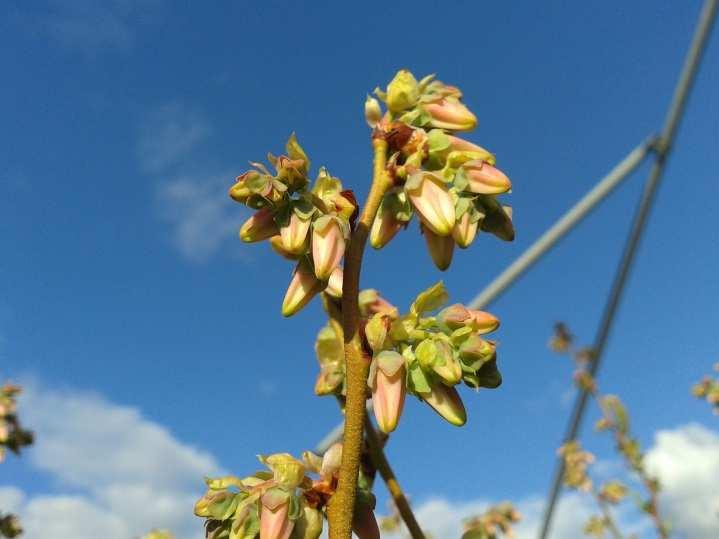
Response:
[459, 335, 496, 369]
[423, 225, 455, 271]
[280, 213, 311, 255]
[312, 216, 346, 280]
[260, 491, 294, 539]
[406, 172, 456, 236]
[240, 208, 280, 243]
[365, 95, 382, 128]
[447, 135, 493, 156]
[269, 235, 302, 260]
[421, 382, 466, 426]
[371, 351, 407, 433]
[431, 341, 462, 385]
[358, 289, 399, 319]
[467, 309, 500, 334]
[370, 204, 403, 249]
[282, 262, 324, 317]
[452, 210, 480, 248]
[325, 266, 343, 299]
[320, 442, 343, 479]
[438, 304, 472, 330]
[463, 161, 511, 195]
[423, 98, 477, 131]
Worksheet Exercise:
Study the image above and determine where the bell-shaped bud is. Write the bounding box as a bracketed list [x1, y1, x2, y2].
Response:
[260, 453, 305, 489]
[320, 442, 343, 480]
[280, 212, 311, 255]
[293, 501, 324, 539]
[282, 261, 325, 317]
[353, 492, 380, 539]
[358, 289, 399, 319]
[371, 351, 407, 433]
[420, 382, 467, 426]
[459, 335, 496, 370]
[324, 266, 343, 299]
[229, 171, 256, 203]
[260, 489, 294, 539]
[240, 208, 279, 243]
[406, 172, 456, 236]
[423, 225, 454, 271]
[269, 235, 302, 260]
[463, 161, 511, 195]
[386, 69, 419, 113]
[476, 197, 514, 241]
[312, 215, 346, 280]
[432, 341, 462, 385]
[447, 135, 493, 156]
[438, 304, 472, 330]
[467, 309, 500, 334]
[424, 98, 477, 131]
[452, 209, 480, 248]
[370, 190, 412, 249]
[364, 95, 382, 128]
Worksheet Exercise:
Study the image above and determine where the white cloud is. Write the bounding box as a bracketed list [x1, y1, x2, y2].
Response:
[24, 0, 161, 53]
[1, 383, 220, 539]
[138, 104, 212, 174]
[156, 172, 247, 262]
[645, 423, 719, 539]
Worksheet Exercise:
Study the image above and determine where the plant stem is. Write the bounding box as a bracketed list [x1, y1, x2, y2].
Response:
[591, 487, 624, 539]
[363, 413, 426, 539]
[327, 137, 393, 539]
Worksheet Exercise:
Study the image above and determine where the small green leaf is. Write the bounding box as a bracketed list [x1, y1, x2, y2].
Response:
[411, 281, 449, 316]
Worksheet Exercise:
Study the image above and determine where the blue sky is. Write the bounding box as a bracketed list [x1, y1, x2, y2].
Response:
[1, 1, 718, 538]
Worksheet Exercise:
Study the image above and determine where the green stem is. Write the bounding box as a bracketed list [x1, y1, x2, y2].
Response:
[327, 137, 392, 539]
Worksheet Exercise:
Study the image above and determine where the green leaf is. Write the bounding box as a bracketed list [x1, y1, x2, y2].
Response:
[286, 133, 309, 174]
[408, 363, 431, 394]
[410, 281, 449, 316]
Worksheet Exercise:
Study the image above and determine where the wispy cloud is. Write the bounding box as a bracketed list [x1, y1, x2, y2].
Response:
[138, 103, 212, 174]
[22, 0, 161, 53]
[1, 381, 219, 539]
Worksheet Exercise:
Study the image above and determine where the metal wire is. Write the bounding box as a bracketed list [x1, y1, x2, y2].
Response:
[538, 1, 718, 537]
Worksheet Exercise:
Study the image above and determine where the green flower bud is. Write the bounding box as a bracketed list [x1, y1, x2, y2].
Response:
[386, 69, 419, 113]
[292, 501, 323, 539]
[259, 454, 305, 490]
[420, 382, 466, 426]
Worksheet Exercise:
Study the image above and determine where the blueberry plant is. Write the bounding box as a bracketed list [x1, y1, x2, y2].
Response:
[194, 69, 515, 539]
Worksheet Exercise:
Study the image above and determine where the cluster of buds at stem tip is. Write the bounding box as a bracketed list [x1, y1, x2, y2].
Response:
[367, 69, 514, 269]
[692, 362, 719, 415]
[0, 383, 34, 463]
[228, 134, 357, 317]
[195, 446, 379, 539]
[357, 282, 502, 431]
[462, 502, 522, 539]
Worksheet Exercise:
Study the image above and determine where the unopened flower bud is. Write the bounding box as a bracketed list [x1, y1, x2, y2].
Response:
[260, 489, 294, 539]
[312, 215, 346, 280]
[370, 200, 403, 249]
[467, 309, 500, 334]
[386, 69, 419, 113]
[424, 98, 477, 131]
[294, 501, 324, 539]
[452, 207, 481, 248]
[406, 172, 456, 236]
[358, 289, 399, 319]
[365, 95, 382, 128]
[325, 266, 343, 299]
[459, 335, 496, 370]
[353, 494, 380, 539]
[240, 208, 279, 243]
[269, 235, 301, 260]
[423, 225, 455, 271]
[371, 351, 407, 433]
[420, 382, 466, 426]
[432, 341, 462, 385]
[447, 135, 493, 156]
[229, 171, 255, 203]
[282, 261, 324, 317]
[0, 423, 8, 443]
[280, 212, 311, 255]
[321, 442, 343, 479]
[463, 161, 511, 195]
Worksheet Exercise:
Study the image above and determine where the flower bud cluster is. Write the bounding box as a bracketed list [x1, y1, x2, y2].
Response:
[558, 440, 595, 492]
[194, 445, 378, 539]
[367, 70, 514, 270]
[0, 513, 22, 538]
[0, 383, 34, 463]
[461, 502, 521, 539]
[228, 134, 357, 317]
[692, 362, 719, 415]
[362, 281, 502, 431]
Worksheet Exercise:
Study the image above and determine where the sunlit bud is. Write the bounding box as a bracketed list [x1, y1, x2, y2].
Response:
[321, 442, 343, 479]
[260, 489, 294, 539]
[293, 502, 324, 539]
[467, 309, 500, 334]
[312, 215, 346, 280]
[463, 161, 511, 194]
[452, 210, 480, 248]
[325, 266, 343, 299]
[406, 172, 456, 236]
[240, 208, 279, 243]
[365, 95, 382, 128]
[423, 225, 454, 271]
[282, 262, 324, 317]
[386, 69, 419, 113]
[438, 303, 472, 330]
[372, 351, 407, 433]
[0, 423, 8, 443]
[432, 341, 462, 385]
[280, 212, 311, 255]
[261, 453, 305, 489]
[358, 289, 399, 319]
[599, 481, 628, 504]
[424, 98, 477, 131]
[353, 494, 380, 539]
[269, 235, 301, 260]
[459, 335, 496, 369]
[370, 206, 402, 249]
[193, 490, 236, 519]
[477, 198, 514, 242]
[332, 190, 358, 222]
[229, 171, 255, 202]
[447, 135, 493, 156]
[420, 382, 466, 426]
